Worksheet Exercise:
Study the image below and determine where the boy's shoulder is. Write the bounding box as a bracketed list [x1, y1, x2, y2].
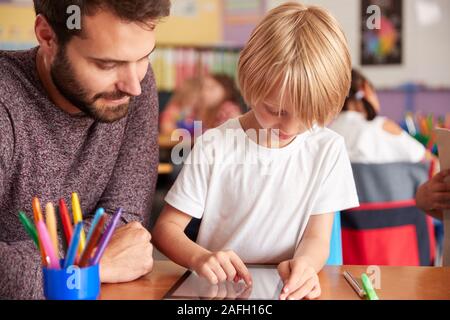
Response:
[205, 117, 240, 134]
[195, 121, 346, 149]
[308, 126, 346, 147]
[195, 118, 241, 145]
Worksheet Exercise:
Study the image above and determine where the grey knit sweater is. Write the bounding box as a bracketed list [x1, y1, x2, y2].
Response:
[0, 48, 159, 299]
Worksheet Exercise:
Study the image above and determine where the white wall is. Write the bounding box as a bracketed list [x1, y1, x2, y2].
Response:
[285, 0, 450, 88]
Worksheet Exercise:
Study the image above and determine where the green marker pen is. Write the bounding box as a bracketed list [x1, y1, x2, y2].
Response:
[18, 211, 39, 249]
[361, 273, 379, 300]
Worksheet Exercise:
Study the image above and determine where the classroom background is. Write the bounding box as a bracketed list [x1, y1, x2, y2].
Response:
[1, 0, 449, 266]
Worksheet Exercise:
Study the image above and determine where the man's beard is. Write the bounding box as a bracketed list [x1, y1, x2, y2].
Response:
[50, 47, 131, 123]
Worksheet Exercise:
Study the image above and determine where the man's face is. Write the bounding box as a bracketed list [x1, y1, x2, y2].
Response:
[50, 10, 156, 122]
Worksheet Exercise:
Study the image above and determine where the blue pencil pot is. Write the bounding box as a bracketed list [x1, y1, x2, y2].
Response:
[42, 261, 100, 300]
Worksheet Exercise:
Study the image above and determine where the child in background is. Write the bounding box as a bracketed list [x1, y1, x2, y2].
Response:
[160, 77, 202, 136]
[197, 74, 242, 131]
[153, 2, 359, 300]
[160, 74, 242, 135]
[329, 69, 430, 163]
[330, 69, 441, 267]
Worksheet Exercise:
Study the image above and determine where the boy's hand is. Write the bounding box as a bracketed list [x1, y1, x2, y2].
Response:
[416, 169, 450, 212]
[277, 257, 321, 300]
[192, 250, 252, 286]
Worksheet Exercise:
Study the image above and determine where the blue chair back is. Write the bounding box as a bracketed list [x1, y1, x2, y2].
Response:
[326, 212, 343, 265]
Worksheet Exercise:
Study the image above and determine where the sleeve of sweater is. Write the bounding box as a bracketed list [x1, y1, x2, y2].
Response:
[0, 102, 13, 200]
[0, 103, 45, 299]
[0, 241, 45, 300]
[96, 65, 160, 228]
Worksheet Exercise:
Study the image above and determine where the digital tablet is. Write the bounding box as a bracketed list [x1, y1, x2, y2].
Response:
[164, 265, 283, 300]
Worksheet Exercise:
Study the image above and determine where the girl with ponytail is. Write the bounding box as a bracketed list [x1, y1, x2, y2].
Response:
[330, 69, 427, 163]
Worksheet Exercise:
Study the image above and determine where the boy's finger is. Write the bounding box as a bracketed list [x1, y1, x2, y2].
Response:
[230, 254, 252, 286]
[200, 265, 218, 285]
[286, 277, 316, 300]
[277, 261, 291, 283]
[210, 264, 228, 283]
[305, 284, 321, 300]
[284, 267, 313, 294]
[220, 258, 237, 282]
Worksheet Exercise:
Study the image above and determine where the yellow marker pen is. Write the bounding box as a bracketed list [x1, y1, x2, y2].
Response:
[72, 192, 86, 253]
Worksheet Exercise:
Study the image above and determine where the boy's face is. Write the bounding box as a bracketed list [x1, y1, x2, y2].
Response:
[49, 10, 156, 122]
[252, 91, 307, 144]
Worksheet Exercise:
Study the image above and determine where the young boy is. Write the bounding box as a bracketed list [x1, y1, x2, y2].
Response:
[153, 2, 359, 300]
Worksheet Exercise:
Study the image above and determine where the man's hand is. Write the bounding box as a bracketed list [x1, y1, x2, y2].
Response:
[277, 257, 321, 300]
[99, 221, 153, 283]
[416, 169, 450, 215]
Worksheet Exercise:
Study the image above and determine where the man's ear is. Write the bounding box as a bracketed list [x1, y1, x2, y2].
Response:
[35, 14, 58, 62]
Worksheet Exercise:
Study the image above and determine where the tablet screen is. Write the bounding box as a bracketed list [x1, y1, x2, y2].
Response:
[164, 265, 283, 300]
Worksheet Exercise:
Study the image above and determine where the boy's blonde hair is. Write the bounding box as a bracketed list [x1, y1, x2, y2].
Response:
[238, 2, 351, 128]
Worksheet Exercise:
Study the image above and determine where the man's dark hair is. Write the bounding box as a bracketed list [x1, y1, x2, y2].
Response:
[33, 0, 171, 45]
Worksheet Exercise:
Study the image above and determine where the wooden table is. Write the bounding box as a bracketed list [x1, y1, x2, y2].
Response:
[100, 260, 450, 300]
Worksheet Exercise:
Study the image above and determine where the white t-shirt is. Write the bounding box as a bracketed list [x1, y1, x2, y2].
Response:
[165, 118, 359, 264]
[329, 111, 426, 163]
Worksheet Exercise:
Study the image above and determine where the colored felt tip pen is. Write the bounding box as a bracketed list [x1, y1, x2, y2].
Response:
[86, 208, 105, 245]
[64, 222, 84, 268]
[79, 215, 107, 268]
[361, 273, 379, 300]
[31, 198, 48, 266]
[91, 208, 123, 265]
[36, 221, 60, 269]
[72, 192, 86, 252]
[18, 211, 39, 249]
[58, 198, 73, 246]
[32, 197, 43, 222]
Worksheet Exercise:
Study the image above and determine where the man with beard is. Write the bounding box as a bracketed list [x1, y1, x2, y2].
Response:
[0, 0, 171, 299]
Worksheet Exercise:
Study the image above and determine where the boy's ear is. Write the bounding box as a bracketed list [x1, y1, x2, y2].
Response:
[35, 14, 59, 61]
